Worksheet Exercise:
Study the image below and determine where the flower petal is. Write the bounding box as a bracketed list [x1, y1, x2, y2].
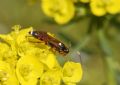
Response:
[62, 61, 83, 83]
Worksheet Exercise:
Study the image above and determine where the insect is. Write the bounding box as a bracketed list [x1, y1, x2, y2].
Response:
[29, 31, 69, 56]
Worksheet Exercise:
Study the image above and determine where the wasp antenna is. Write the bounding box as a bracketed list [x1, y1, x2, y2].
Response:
[77, 51, 82, 65]
[64, 55, 72, 62]
[68, 41, 72, 49]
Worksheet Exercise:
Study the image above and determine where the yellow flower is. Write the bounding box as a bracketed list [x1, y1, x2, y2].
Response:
[40, 68, 62, 85]
[41, 0, 75, 24]
[0, 60, 19, 85]
[90, 0, 120, 16]
[105, 0, 120, 14]
[90, 0, 106, 16]
[0, 34, 15, 50]
[0, 41, 17, 68]
[0, 25, 83, 84]
[0, 25, 32, 47]
[38, 52, 59, 69]
[16, 55, 44, 85]
[62, 61, 83, 84]
[12, 25, 33, 45]
[0, 43, 10, 61]
[18, 41, 58, 69]
[0, 25, 33, 68]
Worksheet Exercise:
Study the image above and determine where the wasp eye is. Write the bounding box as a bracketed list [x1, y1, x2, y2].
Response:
[58, 43, 63, 49]
[58, 43, 62, 46]
[58, 43, 64, 48]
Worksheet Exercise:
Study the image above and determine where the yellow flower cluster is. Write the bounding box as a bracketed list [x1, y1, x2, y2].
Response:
[80, 0, 120, 16]
[0, 25, 83, 85]
[41, 0, 120, 23]
[89, 0, 120, 16]
[41, 0, 75, 24]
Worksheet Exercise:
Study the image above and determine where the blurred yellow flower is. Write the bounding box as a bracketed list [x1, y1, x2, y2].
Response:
[90, 0, 106, 16]
[0, 60, 19, 85]
[62, 61, 83, 84]
[90, 0, 120, 16]
[41, 0, 75, 24]
[105, 0, 120, 14]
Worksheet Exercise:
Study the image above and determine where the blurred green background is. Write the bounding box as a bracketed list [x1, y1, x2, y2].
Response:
[0, 0, 120, 85]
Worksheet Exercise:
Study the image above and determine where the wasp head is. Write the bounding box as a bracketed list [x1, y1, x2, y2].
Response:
[58, 43, 69, 56]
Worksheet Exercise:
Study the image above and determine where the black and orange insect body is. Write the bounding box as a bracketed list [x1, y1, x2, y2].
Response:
[29, 31, 69, 56]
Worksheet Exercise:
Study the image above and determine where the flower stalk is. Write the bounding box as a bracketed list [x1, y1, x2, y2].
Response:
[98, 21, 117, 85]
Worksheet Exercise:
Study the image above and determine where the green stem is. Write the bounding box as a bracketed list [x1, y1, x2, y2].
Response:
[98, 28, 117, 85]
[74, 35, 90, 50]
[74, 16, 95, 50]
